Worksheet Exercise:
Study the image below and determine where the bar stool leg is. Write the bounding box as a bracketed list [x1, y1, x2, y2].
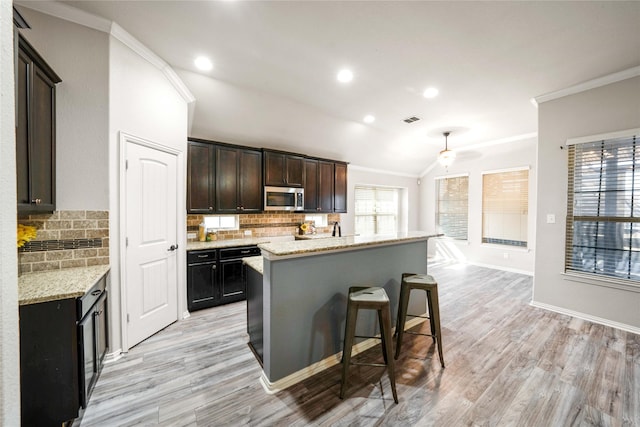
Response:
[429, 288, 445, 368]
[426, 289, 436, 342]
[340, 302, 358, 399]
[394, 283, 410, 360]
[380, 303, 398, 403]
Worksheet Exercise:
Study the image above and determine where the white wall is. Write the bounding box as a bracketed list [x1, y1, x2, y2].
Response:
[108, 36, 188, 354]
[534, 75, 640, 332]
[0, 3, 19, 424]
[419, 137, 538, 274]
[14, 7, 109, 210]
[343, 166, 420, 236]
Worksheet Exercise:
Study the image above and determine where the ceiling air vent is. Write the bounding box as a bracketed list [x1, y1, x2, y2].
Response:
[403, 116, 420, 124]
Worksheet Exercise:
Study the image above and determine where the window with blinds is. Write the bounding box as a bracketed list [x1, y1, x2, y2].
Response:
[435, 175, 468, 240]
[354, 186, 399, 236]
[482, 168, 529, 247]
[566, 134, 640, 282]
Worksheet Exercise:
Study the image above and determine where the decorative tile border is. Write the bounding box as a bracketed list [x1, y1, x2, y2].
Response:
[187, 212, 341, 240]
[18, 210, 109, 274]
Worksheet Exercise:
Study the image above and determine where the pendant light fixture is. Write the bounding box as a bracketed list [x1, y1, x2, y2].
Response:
[438, 131, 456, 167]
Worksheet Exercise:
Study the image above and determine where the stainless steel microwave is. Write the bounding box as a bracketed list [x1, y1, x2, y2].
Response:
[264, 186, 304, 211]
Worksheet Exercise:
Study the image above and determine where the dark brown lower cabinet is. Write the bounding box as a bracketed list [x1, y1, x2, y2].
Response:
[19, 273, 108, 426]
[187, 246, 261, 312]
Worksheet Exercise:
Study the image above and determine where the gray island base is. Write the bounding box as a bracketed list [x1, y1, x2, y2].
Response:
[250, 232, 437, 393]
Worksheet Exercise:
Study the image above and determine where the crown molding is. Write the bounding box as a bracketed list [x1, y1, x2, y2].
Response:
[534, 66, 640, 104]
[348, 164, 419, 179]
[15, 1, 195, 104]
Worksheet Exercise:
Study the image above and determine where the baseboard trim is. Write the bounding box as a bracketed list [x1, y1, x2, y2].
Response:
[258, 316, 426, 394]
[104, 348, 123, 364]
[530, 301, 640, 335]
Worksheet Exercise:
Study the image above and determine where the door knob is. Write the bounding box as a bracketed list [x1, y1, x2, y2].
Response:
[168, 244, 179, 252]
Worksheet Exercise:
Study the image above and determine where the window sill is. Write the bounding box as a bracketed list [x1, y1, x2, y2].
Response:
[561, 272, 640, 293]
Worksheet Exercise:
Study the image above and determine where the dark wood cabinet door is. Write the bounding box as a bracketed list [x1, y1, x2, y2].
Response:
[285, 155, 304, 187]
[16, 50, 30, 209]
[303, 159, 318, 212]
[238, 149, 263, 212]
[187, 262, 219, 311]
[30, 67, 56, 212]
[215, 146, 239, 213]
[220, 259, 246, 301]
[264, 151, 285, 186]
[334, 162, 347, 213]
[264, 150, 303, 187]
[187, 141, 215, 213]
[318, 161, 334, 213]
[16, 35, 60, 214]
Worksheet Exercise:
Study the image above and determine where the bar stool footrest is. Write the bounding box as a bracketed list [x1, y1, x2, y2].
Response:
[353, 335, 382, 340]
[405, 314, 431, 320]
[405, 331, 436, 337]
[351, 362, 388, 368]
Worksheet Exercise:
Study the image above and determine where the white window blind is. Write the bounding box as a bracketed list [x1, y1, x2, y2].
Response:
[566, 134, 640, 281]
[482, 169, 529, 247]
[354, 186, 399, 236]
[436, 175, 468, 240]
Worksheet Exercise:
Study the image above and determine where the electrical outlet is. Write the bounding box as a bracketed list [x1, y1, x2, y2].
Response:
[503, 252, 509, 259]
[187, 232, 196, 239]
[244, 230, 252, 236]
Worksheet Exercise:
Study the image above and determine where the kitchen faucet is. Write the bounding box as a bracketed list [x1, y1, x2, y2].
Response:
[332, 221, 341, 237]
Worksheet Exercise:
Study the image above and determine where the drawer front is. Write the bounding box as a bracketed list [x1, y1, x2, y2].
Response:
[187, 250, 218, 264]
[219, 246, 260, 259]
[77, 274, 107, 319]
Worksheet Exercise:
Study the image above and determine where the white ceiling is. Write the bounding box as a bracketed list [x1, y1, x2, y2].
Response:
[37, 1, 640, 174]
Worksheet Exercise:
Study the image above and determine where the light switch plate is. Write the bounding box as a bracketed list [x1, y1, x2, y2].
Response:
[546, 214, 556, 224]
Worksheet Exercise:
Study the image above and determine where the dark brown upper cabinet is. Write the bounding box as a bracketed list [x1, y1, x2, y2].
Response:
[334, 162, 348, 213]
[304, 159, 335, 213]
[16, 34, 61, 214]
[186, 140, 216, 213]
[215, 145, 262, 213]
[263, 150, 304, 187]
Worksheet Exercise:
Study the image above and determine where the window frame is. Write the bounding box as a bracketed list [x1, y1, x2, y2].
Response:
[481, 166, 530, 248]
[354, 185, 400, 236]
[435, 173, 469, 241]
[564, 128, 640, 284]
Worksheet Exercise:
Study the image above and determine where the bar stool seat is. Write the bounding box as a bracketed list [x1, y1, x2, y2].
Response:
[340, 286, 398, 403]
[394, 273, 445, 368]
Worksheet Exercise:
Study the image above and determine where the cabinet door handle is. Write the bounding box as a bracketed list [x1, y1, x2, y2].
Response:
[211, 265, 217, 270]
[91, 290, 102, 296]
[31, 198, 42, 205]
[209, 207, 213, 210]
[197, 255, 209, 258]
[240, 250, 251, 254]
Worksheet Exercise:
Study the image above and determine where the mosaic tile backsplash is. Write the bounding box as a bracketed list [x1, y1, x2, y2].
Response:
[187, 212, 341, 240]
[18, 210, 109, 274]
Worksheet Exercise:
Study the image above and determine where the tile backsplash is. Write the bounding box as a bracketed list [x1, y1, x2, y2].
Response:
[187, 212, 341, 240]
[18, 210, 109, 274]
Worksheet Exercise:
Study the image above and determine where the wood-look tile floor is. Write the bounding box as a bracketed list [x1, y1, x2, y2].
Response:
[76, 262, 640, 426]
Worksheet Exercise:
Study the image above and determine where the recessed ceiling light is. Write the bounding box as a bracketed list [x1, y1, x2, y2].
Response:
[194, 56, 213, 71]
[423, 87, 439, 99]
[363, 115, 375, 124]
[337, 69, 353, 83]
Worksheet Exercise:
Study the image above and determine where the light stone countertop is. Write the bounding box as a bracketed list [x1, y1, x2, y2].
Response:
[19, 264, 110, 306]
[259, 231, 440, 260]
[243, 256, 263, 274]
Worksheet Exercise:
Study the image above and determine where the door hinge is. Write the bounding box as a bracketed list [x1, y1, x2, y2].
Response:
[126, 237, 128, 247]
[127, 314, 130, 323]
[125, 160, 129, 170]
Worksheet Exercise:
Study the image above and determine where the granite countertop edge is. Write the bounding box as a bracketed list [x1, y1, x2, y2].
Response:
[186, 237, 275, 251]
[243, 256, 264, 274]
[259, 232, 438, 258]
[19, 264, 111, 306]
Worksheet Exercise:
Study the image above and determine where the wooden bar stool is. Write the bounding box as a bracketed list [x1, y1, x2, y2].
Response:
[340, 286, 398, 403]
[394, 273, 445, 368]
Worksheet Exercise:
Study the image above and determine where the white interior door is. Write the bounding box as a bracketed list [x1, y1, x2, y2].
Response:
[125, 139, 179, 348]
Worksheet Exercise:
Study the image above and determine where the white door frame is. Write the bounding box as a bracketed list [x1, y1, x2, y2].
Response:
[118, 131, 186, 352]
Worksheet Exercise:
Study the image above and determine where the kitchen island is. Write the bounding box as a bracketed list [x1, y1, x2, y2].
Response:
[248, 232, 438, 392]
